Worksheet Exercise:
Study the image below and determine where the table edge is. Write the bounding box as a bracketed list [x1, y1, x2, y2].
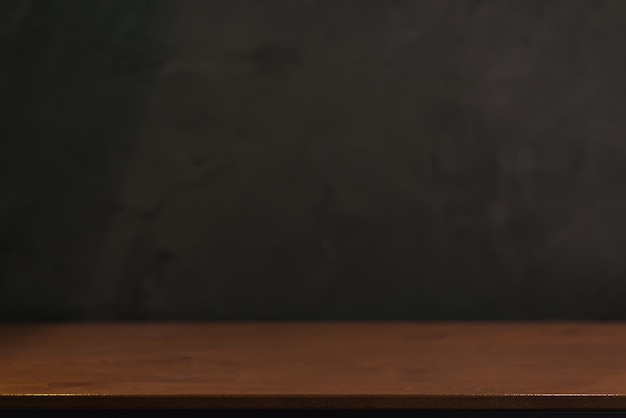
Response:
[3, 394, 626, 410]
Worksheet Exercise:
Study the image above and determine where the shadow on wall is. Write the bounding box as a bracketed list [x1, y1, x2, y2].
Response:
[2, 0, 626, 320]
[0, 0, 183, 319]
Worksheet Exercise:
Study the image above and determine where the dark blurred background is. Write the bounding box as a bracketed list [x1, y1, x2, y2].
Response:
[1, 0, 626, 321]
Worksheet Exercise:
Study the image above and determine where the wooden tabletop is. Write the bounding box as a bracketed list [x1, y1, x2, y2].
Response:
[1, 322, 626, 410]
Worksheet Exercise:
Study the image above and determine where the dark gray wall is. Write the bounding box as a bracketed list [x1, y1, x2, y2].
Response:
[2, 0, 626, 321]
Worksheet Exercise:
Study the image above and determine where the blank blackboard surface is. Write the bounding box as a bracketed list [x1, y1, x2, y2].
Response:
[3, 1, 626, 321]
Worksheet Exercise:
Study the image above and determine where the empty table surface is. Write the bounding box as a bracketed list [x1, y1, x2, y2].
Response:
[1, 322, 626, 410]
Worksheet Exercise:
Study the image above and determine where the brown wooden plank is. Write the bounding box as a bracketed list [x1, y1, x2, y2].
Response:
[1, 322, 626, 409]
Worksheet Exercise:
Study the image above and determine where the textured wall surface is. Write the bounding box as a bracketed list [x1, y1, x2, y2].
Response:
[2, 0, 626, 320]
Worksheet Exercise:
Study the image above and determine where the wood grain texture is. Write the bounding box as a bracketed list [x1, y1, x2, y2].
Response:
[2, 322, 626, 410]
